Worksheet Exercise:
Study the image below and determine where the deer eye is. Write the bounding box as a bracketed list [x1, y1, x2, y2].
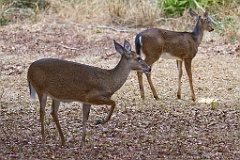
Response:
[137, 57, 142, 61]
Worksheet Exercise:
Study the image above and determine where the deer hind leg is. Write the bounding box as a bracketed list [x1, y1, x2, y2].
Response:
[81, 103, 91, 147]
[137, 72, 145, 99]
[50, 99, 65, 146]
[39, 93, 47, 145]
[176, 60, 183, 99]
[93, 97, 116, 125]
[184, 59, 196, 101]
[102, 101, 116, 124]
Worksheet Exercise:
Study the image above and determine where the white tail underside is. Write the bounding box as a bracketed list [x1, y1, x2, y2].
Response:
[29, 82, 37, 100]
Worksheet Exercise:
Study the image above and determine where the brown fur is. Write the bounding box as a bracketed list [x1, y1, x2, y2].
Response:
[27, 40, 151, 147]
[135, 8, 214, 101]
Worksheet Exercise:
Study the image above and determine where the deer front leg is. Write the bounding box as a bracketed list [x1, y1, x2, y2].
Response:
[144, 56, 159, 100]
[137, 72, 145, 99]
[81, 103, 91, 147]
[146, 72, 159, 100]
[184, 59, 196, 101]
[176, 60, 183, 99]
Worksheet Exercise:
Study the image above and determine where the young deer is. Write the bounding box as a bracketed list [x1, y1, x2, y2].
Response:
[135, 8, 214, 101]
[27, 40, 151, 147]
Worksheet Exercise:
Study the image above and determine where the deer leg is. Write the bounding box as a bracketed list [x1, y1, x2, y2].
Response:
[184, 59, 196, 101]
[39, 93, 47, 145]
[81, 103, 91, 147]
[93, 97, 116, 125]
[50, 99, 65, 146]
[176, 60, 183, 99]
[144, 56, 159, 100]
[102, 101, 116, 124]
[146, 72, 159, 100]
[137, 72, 145, 99]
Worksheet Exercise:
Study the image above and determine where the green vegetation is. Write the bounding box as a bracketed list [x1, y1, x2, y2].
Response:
[0, 0, 48, 25]
[158, 0, 234, 17]
[0, 16, 10, 25]
[159, 0, 198, 17]
[1, 0, 48, 9]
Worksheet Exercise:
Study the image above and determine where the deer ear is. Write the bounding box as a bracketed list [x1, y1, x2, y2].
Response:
[189, 8, 198, 20]
[203, 8, 209, 19]
[124, 40, 131, 51]
[114, 40, 124, 55]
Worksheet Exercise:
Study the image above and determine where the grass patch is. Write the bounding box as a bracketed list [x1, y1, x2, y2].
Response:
[1, 0, 239, 41]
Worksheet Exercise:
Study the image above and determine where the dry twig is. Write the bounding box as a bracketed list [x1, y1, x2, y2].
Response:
[94, 25, 134, 33]
[58, 43, 81, 50]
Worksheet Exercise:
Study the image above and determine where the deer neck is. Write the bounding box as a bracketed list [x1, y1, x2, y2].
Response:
[108, 57, 131, 92]
[192, 17, 205, 46]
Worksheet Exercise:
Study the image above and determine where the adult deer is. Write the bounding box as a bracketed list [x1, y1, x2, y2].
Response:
[135, 8, 214, 101]
[27, 40, 151, 147]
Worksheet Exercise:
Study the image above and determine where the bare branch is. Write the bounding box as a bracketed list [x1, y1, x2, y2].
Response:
[57, 43, 88, 51]
[2, 7, 35, 17]
[156, 18, 181, 23]
[76, 24, 134, 33]
[94, 25, 134, 33]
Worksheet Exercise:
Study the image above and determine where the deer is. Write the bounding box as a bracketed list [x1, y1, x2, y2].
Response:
[135, 8, 214, 101]
[27, 40, 151, 147]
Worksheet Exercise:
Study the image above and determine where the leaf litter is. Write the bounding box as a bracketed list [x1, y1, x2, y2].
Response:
[0, 17, 240, 159]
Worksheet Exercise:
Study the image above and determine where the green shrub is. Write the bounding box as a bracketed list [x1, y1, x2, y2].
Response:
[0, 0, 49, 25]
[158, 0, 194, 17]
[1, 0, 48, 10]
[158, 0, 222, 17]
[0, 17, 10, 25]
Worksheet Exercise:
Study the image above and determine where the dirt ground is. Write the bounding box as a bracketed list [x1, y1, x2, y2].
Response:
[0, 18, 240, 159]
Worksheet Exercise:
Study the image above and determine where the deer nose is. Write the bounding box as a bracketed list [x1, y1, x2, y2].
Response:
[148, 67, 151, 72]
[209, 28, 214, 32]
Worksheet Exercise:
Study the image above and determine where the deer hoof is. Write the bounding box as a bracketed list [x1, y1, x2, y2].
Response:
[153, 95, 159, 100]
[95, 118, 105, 125]
[177, 94, 181, 99]
[61, 140, 66, 147]
[192, 97, 196, 101]
[41, 138, 46, 145]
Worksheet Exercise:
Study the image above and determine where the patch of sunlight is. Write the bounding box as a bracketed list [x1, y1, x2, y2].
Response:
[197, 98, 218, 104]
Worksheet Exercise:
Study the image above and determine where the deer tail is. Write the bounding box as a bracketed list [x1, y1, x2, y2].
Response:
[28, 82, 37, 100]
[135, 34, 142, 55]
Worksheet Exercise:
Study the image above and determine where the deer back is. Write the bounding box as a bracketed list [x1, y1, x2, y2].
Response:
[27, 58, 113, 102]
[140, 28, 199, 60]
[27, 41, 151, 103]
